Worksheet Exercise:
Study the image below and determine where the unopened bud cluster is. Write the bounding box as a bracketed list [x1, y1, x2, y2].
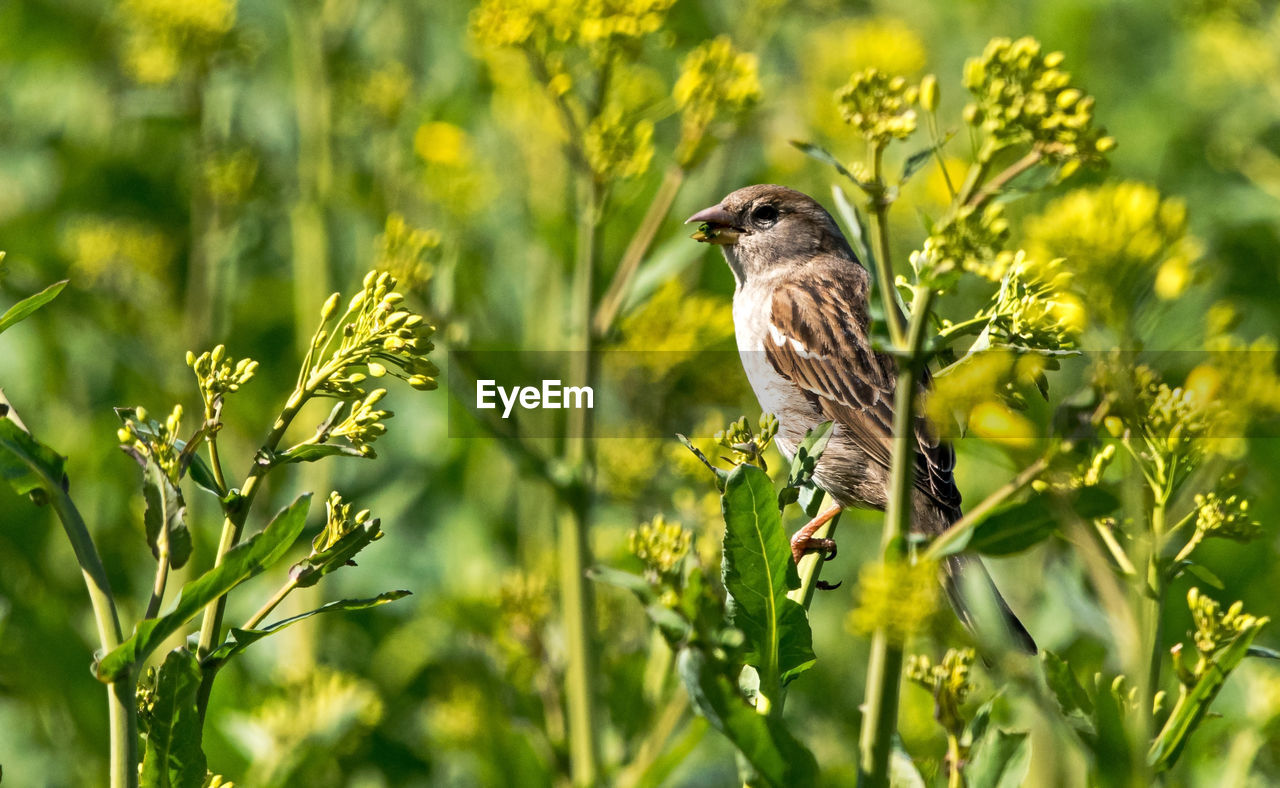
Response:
[326, 389, 392, 457]
[962, 36, 1114, 165]
[314, 491, 378, 554]
[837, 68, 919, 146]
[307, 270, 438, 399]
[187, 344, 258, 407]
[906, 647, 975, 734]
[117, 404, 184, 482]
[1193, 492, 1262, 544]
[714, 413, 778, 469]
[628, 515, 692, 580]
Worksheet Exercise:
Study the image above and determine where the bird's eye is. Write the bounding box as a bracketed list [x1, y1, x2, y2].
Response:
[751, 204, 779, 227]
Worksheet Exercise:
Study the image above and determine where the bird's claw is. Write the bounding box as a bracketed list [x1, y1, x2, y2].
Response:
[790, 535, 838, 564]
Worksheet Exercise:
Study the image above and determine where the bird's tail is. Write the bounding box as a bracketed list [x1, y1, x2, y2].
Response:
[942, 554, 1037, 655]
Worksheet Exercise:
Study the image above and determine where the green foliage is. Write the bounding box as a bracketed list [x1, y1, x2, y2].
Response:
[139, 648, 206, 788]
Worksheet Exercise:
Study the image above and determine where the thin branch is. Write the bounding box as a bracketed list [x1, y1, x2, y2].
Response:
[922, 454, 1051, 562]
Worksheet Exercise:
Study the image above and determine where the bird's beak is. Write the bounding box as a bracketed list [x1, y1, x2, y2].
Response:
[685, 204, 741, 245]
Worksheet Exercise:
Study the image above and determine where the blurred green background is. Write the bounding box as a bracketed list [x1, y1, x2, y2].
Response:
[2, 0, 1280, 785]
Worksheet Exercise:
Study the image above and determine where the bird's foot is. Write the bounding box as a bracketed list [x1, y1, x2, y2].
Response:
[790, 504, 843, 564]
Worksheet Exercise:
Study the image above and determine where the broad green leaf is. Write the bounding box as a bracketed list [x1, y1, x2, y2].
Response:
[274, 443, 369, 464]
[0, 416, 66, 497]
[204, 591, 408, 668]
[1041, 651, 1095, 736]
[797, 484, 826, 519]
[966, 729, 1031, 788]
[721, 464, 815, 686]
[0, 279, 67, 336]
[970, 486, 1119, 556]
[143, 459, 192, 570]
[139, 647, 206, 788]
[96, 494, 311, 681]
[676, 648, 818, 788]
[1149, 621, 1268, 771]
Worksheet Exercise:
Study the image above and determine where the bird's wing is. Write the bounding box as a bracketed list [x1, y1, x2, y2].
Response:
[764, 268, 961, 514]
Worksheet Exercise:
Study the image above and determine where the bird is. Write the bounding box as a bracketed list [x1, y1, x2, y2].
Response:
[686, 183, 1036, 654]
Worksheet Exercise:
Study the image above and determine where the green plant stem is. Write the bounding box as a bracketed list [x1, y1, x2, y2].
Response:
[946, 733, 964, 788]
[48, 481, 135, 788]
[787, 508, 842, 609]
[194, 386, 310, 713]
[964, 149, 1043, 210]
[592, 165, 686, 336]
[614, 692, 691, 788]
[143, 539, 170, 620]
[859, 284, 934, 788]
[562, 173, 602, 787]
[244, 578, 299, 630]
[868, 144, 906, 347]
[1145, 493, 1169, 717]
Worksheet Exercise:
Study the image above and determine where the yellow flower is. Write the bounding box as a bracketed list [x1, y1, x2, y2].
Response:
[414, 122, 473, 167]
[968, 401, 1036, 447]
[837, 68, 919, 146]
[674, 36, 761, 167]
[1024, 182, 1201, 331]
[584, 107, 654, 180]
[848, 559, 939, 643]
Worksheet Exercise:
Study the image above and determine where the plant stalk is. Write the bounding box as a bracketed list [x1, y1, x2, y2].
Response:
[562, 173, 603, 787]
[868, 144, 906, 347]
[859, 285, 934, 787]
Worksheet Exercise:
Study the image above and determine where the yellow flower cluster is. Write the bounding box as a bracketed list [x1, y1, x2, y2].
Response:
[470, 0, 674, 51]
[837, 68, 919, 146]
[986, 252, 1082, 350]
[119, 0, 235, 85]
[674, 36, 761, 167]
[187, 344, 258, 409]
[1024, 182, 1200, 330]
[906, 647, 976, 734]
[584, 106, 654, 180]
[117, 404, 185, 483]
[373, 213, 440, 291]
[616, 279, 735, 370]
[848, 559, 939, 644]
[923, 351, 1045, 443]
[962, 36, 1114, 166]
[314, 491, 377, 554]
[1187, 587, 1268, 658]
[628, 514, 692, 579]
[63, 217, 173, 284]
[1193, 492, 1262, 543]
[911, 203, 1012, 285]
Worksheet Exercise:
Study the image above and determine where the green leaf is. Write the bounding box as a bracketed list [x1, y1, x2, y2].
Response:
[797, 484, 826, 519]
[586, 565, 655, 600]
[831, 185, 875, 278]
[139, 647, 206, 788]
[0, 416, 66, 498]
[142, 459, 192, 570]
[676, 647, 818, 788]
[970, 486, 1119, 557]
[1041, 651, 1095, 736]
[0, 279, 67, 336]
[96, 494, 311, 681]
[790, 140, 865, 187]
[1149, 620, 1268, 771]
[1175, 561, 1225, 590]
[677, 433, 728, 491]
[966, 729, 1031, 788]
[1247, 645, 1280, 660]
[785, 421, 833, 490]
[899, 133, 956, 186]
[204, 591, 408, 668]
[890, 739, 928, 788]
[1091, 675, 1134, 788]
[274, 443, 369, 464]
[720, 464, 815, 686]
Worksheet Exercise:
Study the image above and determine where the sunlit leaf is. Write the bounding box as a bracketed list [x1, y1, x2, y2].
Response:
[0, 279, 67, 336]
[967, 728, 1031, 788]
[142, 459, 192, 570]
[721, 464, 815, 685]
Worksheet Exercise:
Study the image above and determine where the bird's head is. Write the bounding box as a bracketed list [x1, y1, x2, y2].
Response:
[686, 184, 857, 284]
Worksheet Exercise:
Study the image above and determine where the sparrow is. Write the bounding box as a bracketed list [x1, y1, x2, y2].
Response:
[687, 184, 1036, 654]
